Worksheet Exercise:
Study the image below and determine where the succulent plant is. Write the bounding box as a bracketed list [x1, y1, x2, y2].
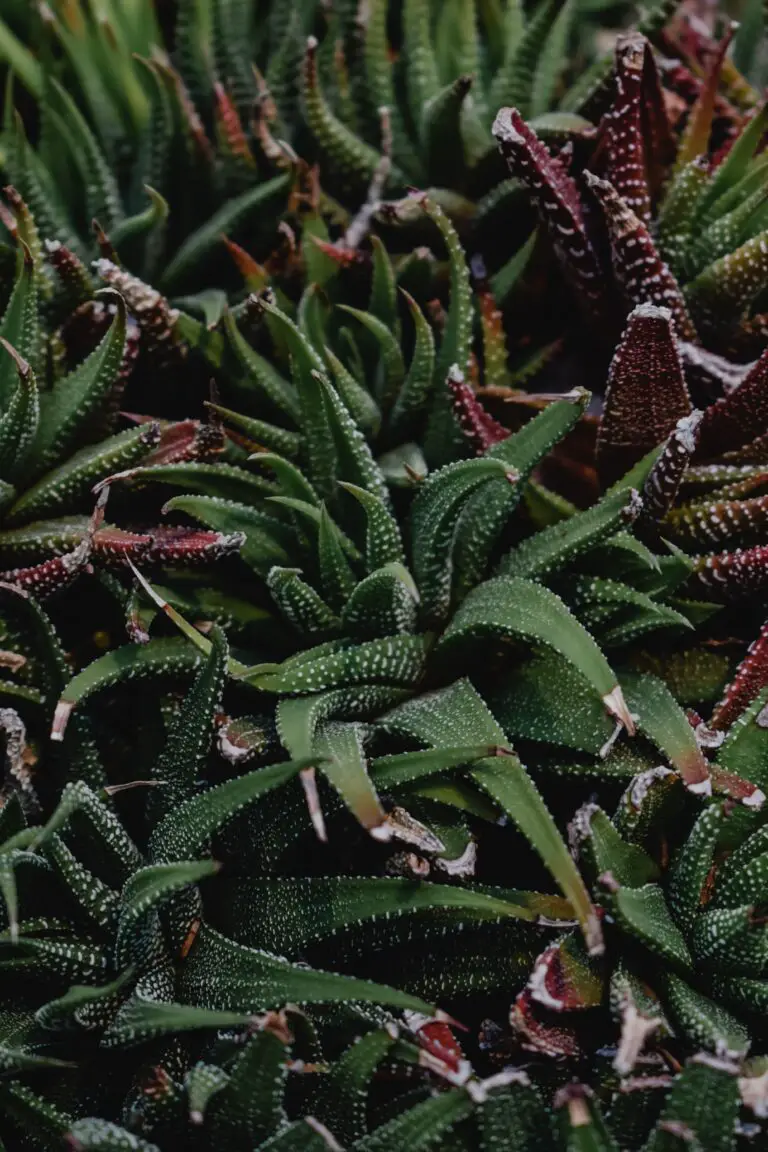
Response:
[1, 2, 768, 1151]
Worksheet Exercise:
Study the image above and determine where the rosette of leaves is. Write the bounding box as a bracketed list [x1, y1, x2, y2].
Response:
[0, 188, 260, 827]
[0, 0, 683, 308]
[0, 175, 749, 1150]
[503, 671, 768, 1127]
[493, 29, 768, 363]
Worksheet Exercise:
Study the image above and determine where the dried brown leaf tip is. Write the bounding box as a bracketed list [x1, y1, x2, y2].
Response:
[597, 303, 692, 487]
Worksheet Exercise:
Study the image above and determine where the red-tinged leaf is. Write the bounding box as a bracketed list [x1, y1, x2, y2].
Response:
[447, 365, 509, 454]
[639, 411, 702, 529]
[711, 621, 768, 730]
[309, 237, 366, 269]
[709, 765, 765, 808]
[0, 547, 91, 598]
[409, 1018, 466, 1076]
[601, 34, 651, 225]
[492, 108, 606, 309]
[92, 528, 153, 563]
[135, 419, 223, 465]
[473, 260, 510, 391]
[585, 173, 697, 340]
[159, 58, 214, 163]
[640, 43, 677, 201]
[145, 527, 244, 565]
[524, 937, 602, 1013]
[94, 259, 182, 367]
[214, 82, 255, 168]
[510, 934, 602, 1058]
[0, 489, 108, 597]
[222, 236, 269, 290]
[596, 303, 692, 487]
[696, 346, 768, 459]
[43, 239, 92, 306]
[695, 544, 768, 600]
[675, 26, 736, 170]
[666, 492, 768, 549]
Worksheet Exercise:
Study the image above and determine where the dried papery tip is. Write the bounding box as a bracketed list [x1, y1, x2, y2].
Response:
[491, 107, 526, 146]
[553, 1082, 593, 1120]
[585, 911, 605, 957]
[190, 1110, 204, 1126]
[369, 821, 394, 843]
[740, 1068, 768, 1118]
[504, 388, 586, 405]
[686, 776, 713, 797]
[602, 684, 636, 735]
[434, 1007, 469, 1030]
[103, 780, 165, 796]
[676, 410, 704, 453]
[0, 650, 25, 672]
[599, 719, 625, 760]
[0, 337, 30, 378]
[300, 766, 327, 842]
[436, 841, 477, 877]
[614, 995, 661, 1075]
[305, 1117, 344, 1151]
[628, 301, 672, 322]
[51, 699, 74, 742]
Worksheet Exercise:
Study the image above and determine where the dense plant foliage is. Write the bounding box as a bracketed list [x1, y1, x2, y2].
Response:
[2, 1, 768, 1149]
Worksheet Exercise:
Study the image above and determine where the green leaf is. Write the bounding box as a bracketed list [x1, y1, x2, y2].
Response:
[315, 720, 386, 833]
[373, 743, 504, 793]
[101, 997, 253, 1049]
[498, 485, 640, 580]
[217, 875, 544, 954]
[659, 971, 749, 1057]
[439, 576, 632, 731]
[147, 625, 228, 816]
[0, 252, 38, 410]
[161, 174, 291, 291]
[53, 637, 204, 741]
[411, 457, 515, 626]
[342, 563, 418, 639]
[149, 757, 316, 862]
[243, 634, 428, 695]
[6, 424, 156, 524]
[0, 338, 39, 485]
[339, 482, 405, 571]
[620, 671, 710, 793]
[390, 290, 435, 437]
[338, 305, 407, 413]
[317, 1030, 397, 1144]
[382, 679, 602, 953]
[611, 884, 692, 968]
[222, 310, 301, 423]
[34, 292, 126, 473]
[163, 494, 294, 574]
[530, 0, 577, 117]
[178, 921, 435, 1015]
[353, 1089, 474, 1150]
[573, 806, 659, 888]
[210, 1026, 289, 1143]
[644, 1054, 740, 1152]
